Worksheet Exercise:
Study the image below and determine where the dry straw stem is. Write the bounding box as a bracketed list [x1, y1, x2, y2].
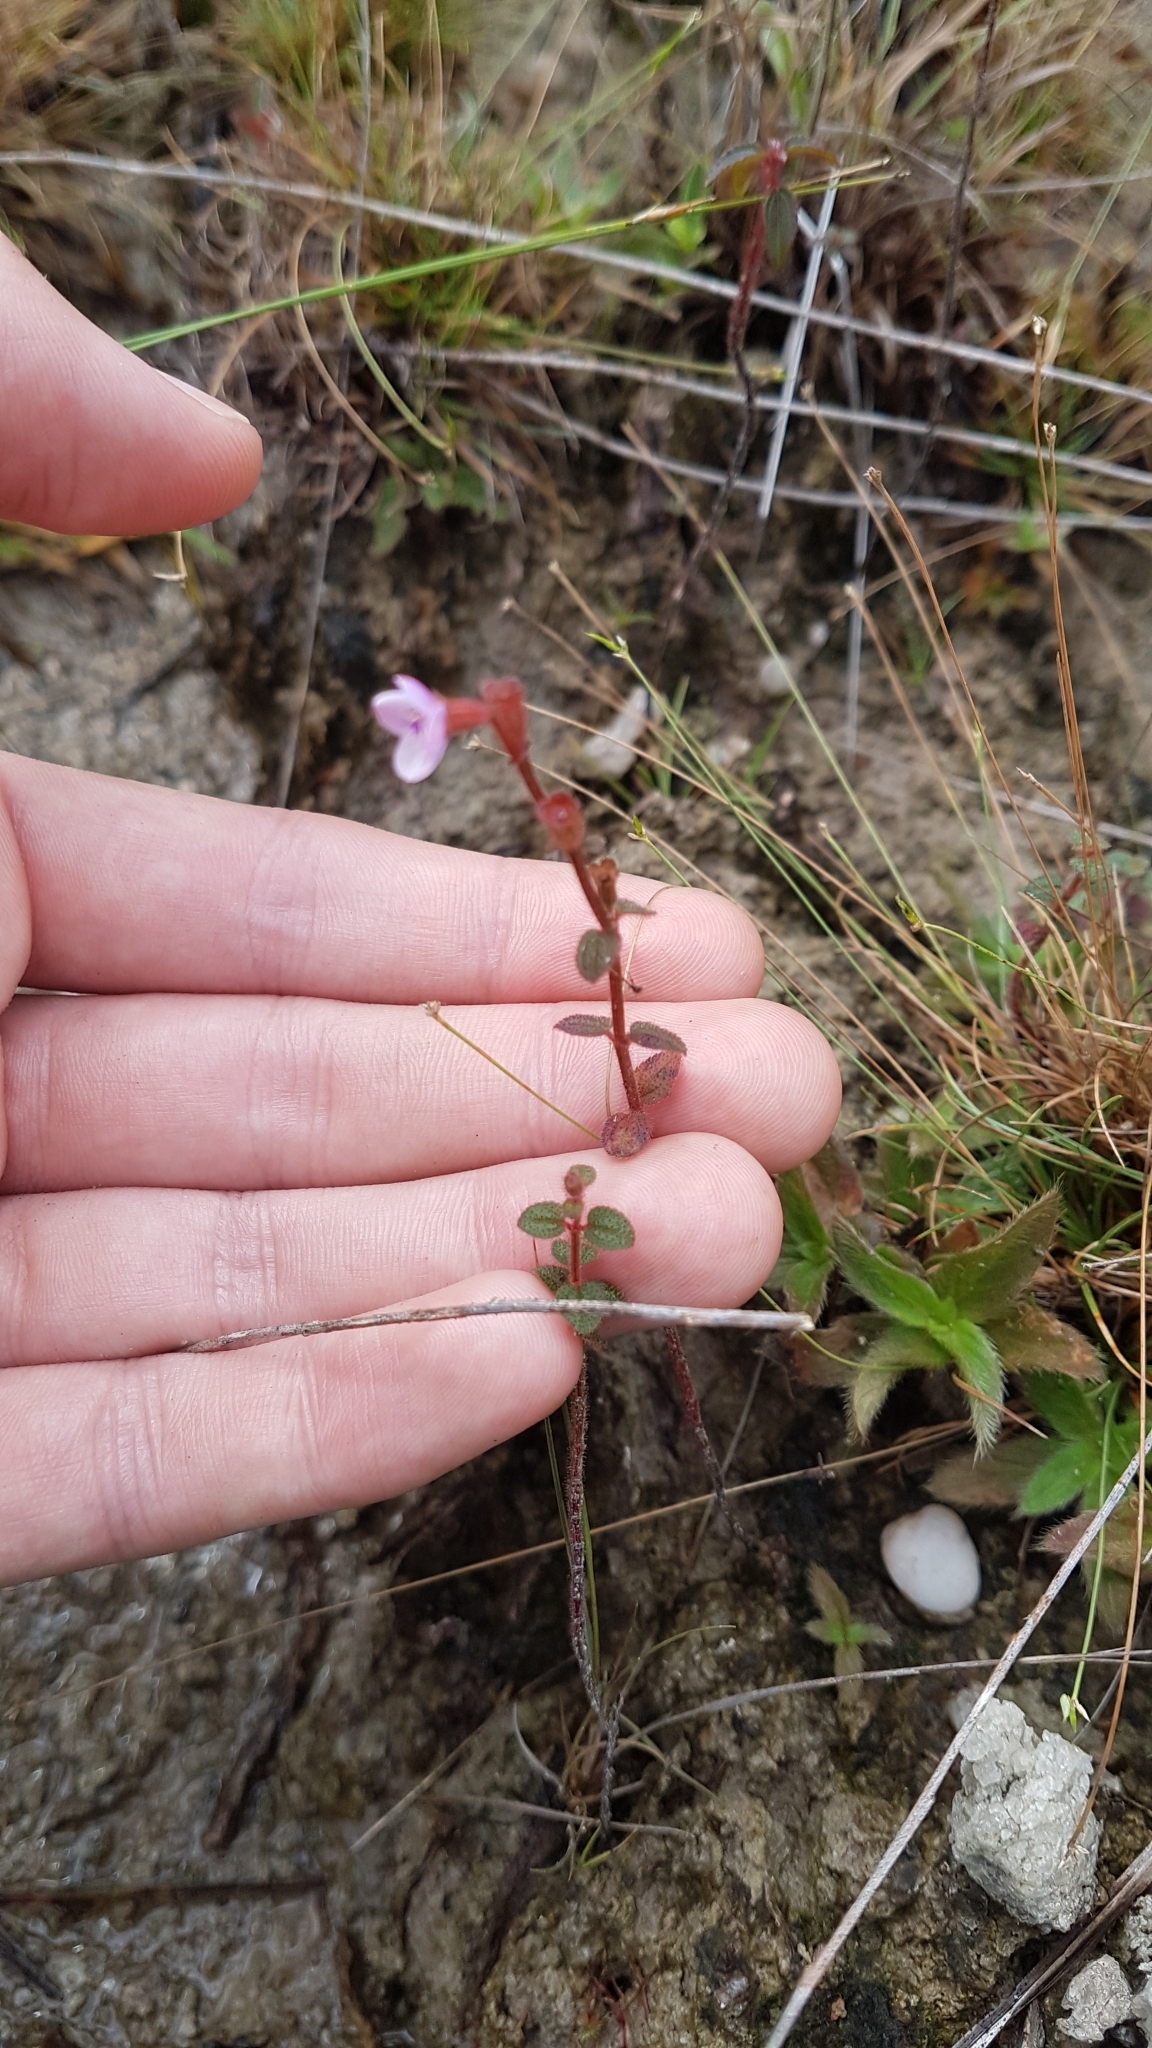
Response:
[4, 150, 1151, 415]
[182, 1297, 812, 1354]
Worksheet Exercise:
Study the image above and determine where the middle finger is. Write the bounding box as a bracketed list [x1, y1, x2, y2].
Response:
[1, 992, 837, 1192]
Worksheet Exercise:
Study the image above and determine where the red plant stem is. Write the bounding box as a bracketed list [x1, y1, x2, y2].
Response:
[607, 961, 643, 1113]
[507, 755, 643, 1117]
[727, 203, 766, 361]
[664, 1327, 734, 1525]
[565, 1361, 598, 1709]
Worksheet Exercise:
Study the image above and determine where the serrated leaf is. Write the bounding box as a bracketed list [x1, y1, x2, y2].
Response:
[846, 1320, 951, 1439]
[517, 1201, 566, 1239]
[1018, 1440, 1096, 1517]
[635, 1049, 681, 1106]
[986, 1303, 1103, 1382]
[1023, 1372, 1101, 1441]
[582, 1205, 635, 1252]
[550, 1237, 570, 1265]
[555, 1013, 614, 1037]
[833, 1221, 951, 1330]
[576, 928, 620, 982]
[927, 1190, 1059, 1321]
[602, 1109, 650, 1157]
[928, 1436, 1051, 1509]
[628, 1021, 688, 1053]
[945, 1320, 1006, 1453]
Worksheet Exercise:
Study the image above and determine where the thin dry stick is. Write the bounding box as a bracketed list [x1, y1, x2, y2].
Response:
[512, 393, 1152, 533]
[428, 344, 1152, 495]
[759, 1421, 1152, 2048]
[756, 178, 839, 525]
[182, 1299, 812, 1355]
[916, 0, 1002, 475]
[1072, 1111, 1152, 1838]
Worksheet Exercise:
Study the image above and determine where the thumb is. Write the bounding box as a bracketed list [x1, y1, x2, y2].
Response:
[0, 235, 263, 535]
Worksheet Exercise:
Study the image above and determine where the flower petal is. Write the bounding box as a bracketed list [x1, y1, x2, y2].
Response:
[392, 707, 448, 782]
[370, 690, 416, 739]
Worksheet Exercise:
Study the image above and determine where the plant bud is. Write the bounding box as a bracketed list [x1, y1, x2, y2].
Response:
[536, 792, 585, 852]
[480, 676, 529, 763]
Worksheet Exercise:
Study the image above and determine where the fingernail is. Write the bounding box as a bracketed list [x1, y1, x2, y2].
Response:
[159, 372, 251, 428]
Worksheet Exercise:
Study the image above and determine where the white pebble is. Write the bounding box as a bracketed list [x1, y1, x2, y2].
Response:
[880, 1503, 980, 1619]
[583, 685, 650, 779]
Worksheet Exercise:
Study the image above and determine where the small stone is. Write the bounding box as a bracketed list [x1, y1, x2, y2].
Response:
[1060, 1957, 1132, 2041]
[880, 1504, 981, 1618]
[583, 685, 650, 779]
[1124, 1898, 1152, 1976]
[949, 1699, 1100, 1931]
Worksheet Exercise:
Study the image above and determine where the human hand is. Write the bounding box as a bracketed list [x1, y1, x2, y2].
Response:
[0, 238, 841, 1586]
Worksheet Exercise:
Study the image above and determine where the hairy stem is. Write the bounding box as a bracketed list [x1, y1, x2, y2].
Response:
[664, 1327, 740, 1533]
[565, 1362, 599, 1711]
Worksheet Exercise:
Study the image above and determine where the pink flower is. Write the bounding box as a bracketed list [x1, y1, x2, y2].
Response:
[370, 673, 449, 783]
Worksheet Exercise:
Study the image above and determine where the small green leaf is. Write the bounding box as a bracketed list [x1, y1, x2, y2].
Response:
[1019, 1440, 1096, 1517]
[945, 1320, 1006, 1453]
[583, 1206, 636, 1252]
[628, 1022, 687, 1053]
[535, 1264, 569, 1294]
[764, 186, 797, 268]
[555, 1014, 614, 1037]
[833, 1222, 948, 1330]
[565, 1163, 597, 1188]
[550, 1238, 570, 1265]
[927, 1191, 1059, 1322]
[576, 928, 620, 982]
[1023, 1373, 1101, 1441]
[517, 1201, 566, 1239]
[555, 1277, 625, 1336]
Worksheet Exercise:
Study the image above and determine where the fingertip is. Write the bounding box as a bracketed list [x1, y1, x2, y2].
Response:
[0, 237, 263, 534]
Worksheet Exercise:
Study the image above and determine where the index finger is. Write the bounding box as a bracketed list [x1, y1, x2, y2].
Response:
[0, 755, 764, 1004]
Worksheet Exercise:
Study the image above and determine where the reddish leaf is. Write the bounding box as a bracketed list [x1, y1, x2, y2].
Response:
[564, 1163, 596, 1193]
[628, 1021, 688, 1053]
[602, 1110, 650, 1158]
[555, 1014, 614, 1037]
[635, 1049, 682, 1105]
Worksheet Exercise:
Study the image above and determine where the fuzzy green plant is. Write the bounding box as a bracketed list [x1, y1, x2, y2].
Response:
[781, 1186, 1103, 1451]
